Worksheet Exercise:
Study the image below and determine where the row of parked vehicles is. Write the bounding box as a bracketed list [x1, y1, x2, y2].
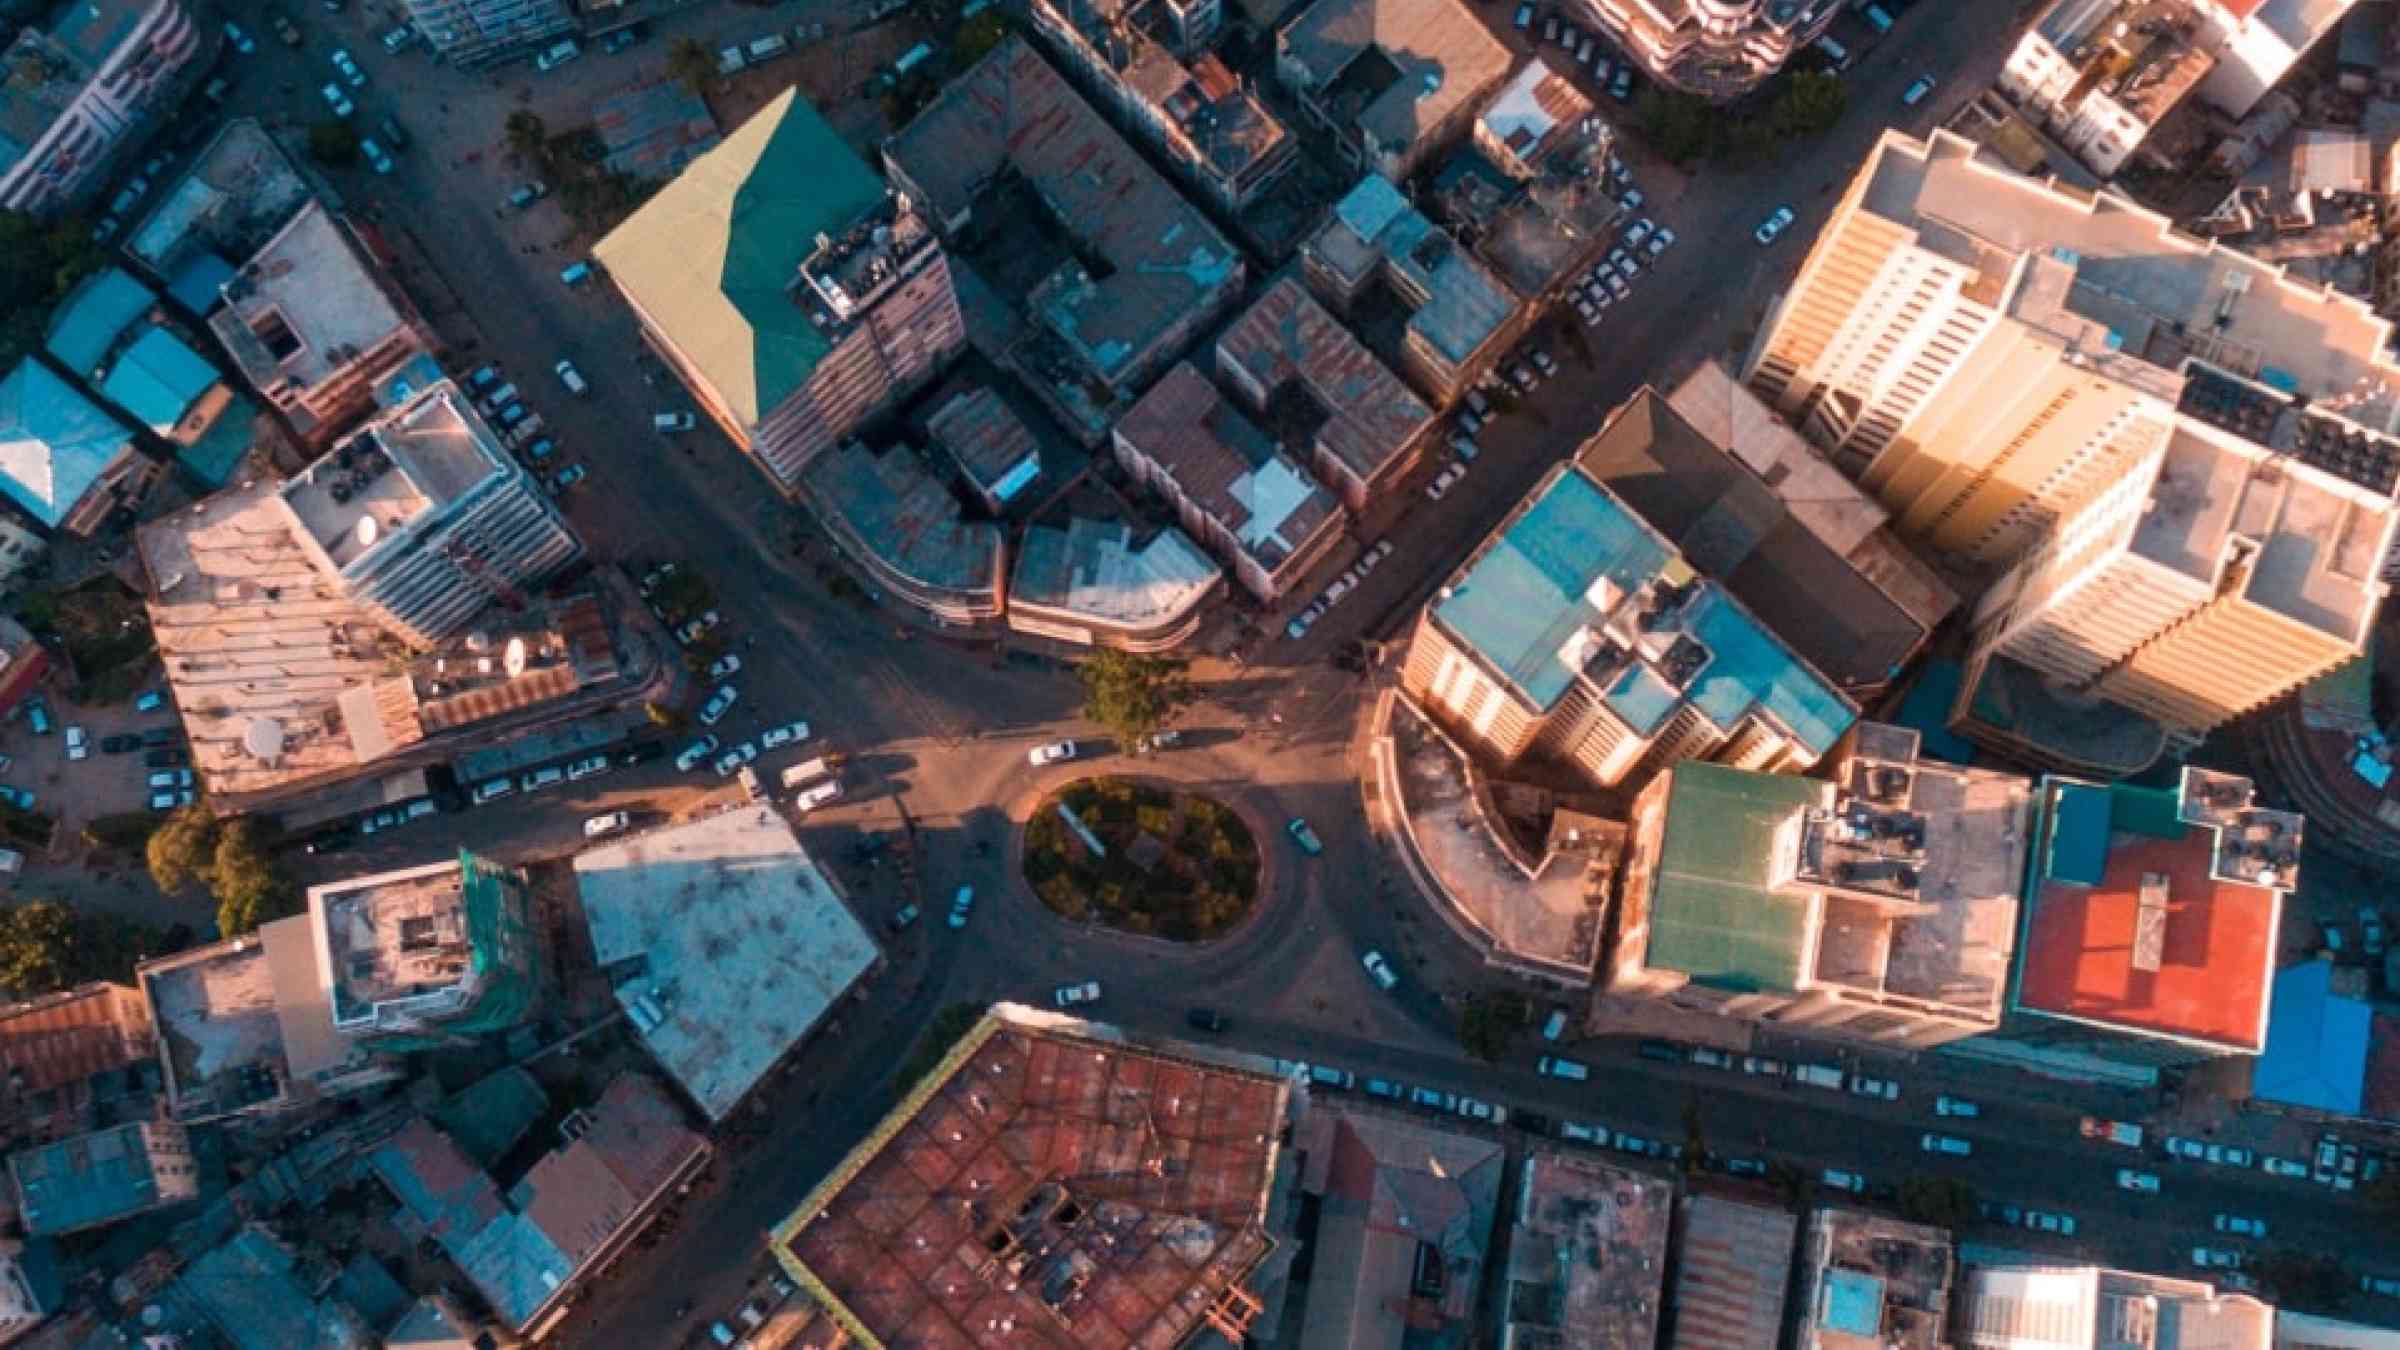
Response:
[463, 362, 589, 493]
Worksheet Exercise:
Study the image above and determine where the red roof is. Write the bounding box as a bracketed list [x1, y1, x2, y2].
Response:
[2213, 0, 2268, 22]
[2018, 829, 2279, 1052]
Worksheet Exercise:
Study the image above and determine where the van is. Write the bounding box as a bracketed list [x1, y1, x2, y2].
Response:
[780, 754, 844, 790]
[1537, 1056, 1589, 1081]
[1541, 1009, 1569, 1042]
[892, 41, 935, 75]
[559, 260, 594, 286]
[746, 33, 787, 61]
[1795, 1063, 1847, 1089]
[737, 765, 763, 800]
[534, 39, 580, 71]
[1813, 34, 1850, 69]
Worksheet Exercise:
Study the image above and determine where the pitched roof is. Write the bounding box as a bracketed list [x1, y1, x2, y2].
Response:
[593, 88, 886, 426]
[44, 268, 156, 374]
[2254, 959, 2369, 1114]
[0, 358, 135, 529]
[1645, 762, 1826, 993]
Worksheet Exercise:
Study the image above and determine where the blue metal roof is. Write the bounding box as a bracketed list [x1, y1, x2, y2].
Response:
[44, 268, 154, 374]
[1332, 173, 1410, 242]
[2255, 959, 2369, 1115]
[1433, 469, 1668, 711]
[2045, 781, 2113, 886]
[100, 327, 218, 433]
[1682, 589, 1852, 756]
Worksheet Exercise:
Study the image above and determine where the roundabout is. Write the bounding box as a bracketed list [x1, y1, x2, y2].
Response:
[1021, 775, 1264, 942]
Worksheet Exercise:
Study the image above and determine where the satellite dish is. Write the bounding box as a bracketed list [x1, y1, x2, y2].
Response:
[243, 716, 286, 764]
[355, 515, 379, 549]
[503, 637, 528, 678]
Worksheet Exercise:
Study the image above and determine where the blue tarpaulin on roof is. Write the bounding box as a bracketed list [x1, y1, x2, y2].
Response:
[2046, 782, 2113, 886]
[2255, 960, 2369, 1116]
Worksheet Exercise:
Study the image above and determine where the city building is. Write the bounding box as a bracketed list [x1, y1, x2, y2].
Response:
[1112, 362, 1346, 602]
[0, 983, 154, 1152]
[1958, 1264, 2272, 1349]
[1289, 1105, 1506, 1348]
[1576, 0, 1840, 102]
[1610, 725, 2032, 1048]
[1795, 1208, 1954, 1350]
[0, 357, 159, 539]
[924, 385, 1042, 515]
[592, 77, 720, 183]
[1007, 516, 1223, 650]
[139, 919, 404, 1120]
[0, 617, 43, 713]
[596, 89, 966, 493]
[1594, 370, 1955, 699]
[209, 201, 439, 449]
[370, 1073, 710, 1340]
[278, 380, 583, 649]
[1451, 60, 1623, 301]
[1972, 767, 2296, 1082]
[1502, 1150, 1670, 1348]
[0, 1238, 60, 1345]
[1304, 174, 1526, 403]
[150, 1223, 385, 1349]
[1020, 0, 1297, 213]
[1399, 460, 1855, 794]
[1275, 0, 1509, 181]
[0, 0, 205, 215]
[773, 1004, 1296, 1349]
[395, 0, 574, 71]
[799, 441, 1003, 626]
[2252, 959, 2374, 1119]
[1999, 0, 2216, 178]
[305, 852, 539, 1053]
[45, 265, 256, 489]
[1957, 405, 2396, 768]
[574, 807, 881, 1123]
[2199, 0, 2365, 119]
[883, 38, 1242, 444]
[5, 1120, 196, 1238]
[1667, 1194, 1797, 1350]
[126, 118, 313, 304]
[1216, 277, 1436, 512]
[1746, 129, 2400, 583]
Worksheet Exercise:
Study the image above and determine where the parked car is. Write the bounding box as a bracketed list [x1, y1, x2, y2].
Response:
[330, 47, 365, 86]
[1053, 980, 1101, 1007]
[1850, 1075, 1900, 1101]
[707, 653, 742, 680]
[506, 182, 549, 210]
[698, 684, 739, 726]
[565, 754, 609, 781]
[2192, 1248, 2243, 1270]
[380, 23, 413, 52]
[712, 743, 758, 777]
[675, 611, 721, 644]
[1755, 206, 1796, 245]
[321, 83, 354, 117]
[1287, 817, 1323, 855]
[675, 735, 721, 773]
[1411, 1085, 1458, 1112]
[359, 138, 394, 174]
[950, 886, 976, 929]
[2116, 1169, 2161, 1193]
[760, 721, 811, 750]
[1360, 949, 1398, 990]
[654, 411, 696, 433]
[64, 727, 87, 761]
[546, 465, 587, 493]
[1902, 74, 1936, 107]
[1425, 463, 1466, 500]
[1920, 1133, 1972, 1157]
[1934, 1095, 1980, 1118]
[1821, 1170, 1866, 1194]
[470, 777, 514, 805]
[2214, 1215, 2267, 1237]
[2261, 1156, 2310, 1180]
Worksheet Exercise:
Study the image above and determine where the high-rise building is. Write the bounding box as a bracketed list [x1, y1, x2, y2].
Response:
[1743, 128, 2400, 565]
[396, 0, 574, 71]
[0, 0, 205, 215]
[597, 90, 966, 495]
[1575, 0, 1841, 102]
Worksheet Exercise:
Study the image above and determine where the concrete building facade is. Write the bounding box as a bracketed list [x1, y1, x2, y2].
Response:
[305, 852, 539, 1053]
[1275, 0, 1509, 181]
[1303, 174, 1527, 404]
[0, 0, 206, 215]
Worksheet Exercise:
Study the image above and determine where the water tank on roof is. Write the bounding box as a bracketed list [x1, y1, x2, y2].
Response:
[355, 516, 379, 550]
[504, 637, 527, 678]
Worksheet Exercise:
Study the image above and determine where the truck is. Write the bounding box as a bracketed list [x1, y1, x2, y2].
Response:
[1794, 1063, 1846, 1090]
[2080, 1117, 2144, 1148]
[779, 752, 845, 791]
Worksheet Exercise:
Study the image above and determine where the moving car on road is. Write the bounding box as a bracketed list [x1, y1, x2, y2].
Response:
[949, 886, 975, 929]
[1920, 1133, 1972, 1157]
[2214, 1215, 2266, 1237]
[1054, 980, 1101, 1007]
[1027, 739, 1077, 766]
[2116, 1169, 2160, 1193]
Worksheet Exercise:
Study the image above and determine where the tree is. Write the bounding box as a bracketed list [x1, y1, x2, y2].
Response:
[0, 902, 178, 995]
[666, 36, 715, 96]
[1636, 87, 1717, 164]
[307, 120, 360, 167]
[1895, 1175, 1978, 1229]
[1077, 650, 1193, 749]
[1680, 1097, 1707, 1175]
[1458, 990, 1529, 1062]
[1769, 70, 1848, 140]
[210, 818, 292, 939]
[146, 802, 218, 893]
[504, 110, 548, 168]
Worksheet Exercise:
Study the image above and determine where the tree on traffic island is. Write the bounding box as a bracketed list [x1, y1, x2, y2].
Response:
[1077, 650, 1193, 749]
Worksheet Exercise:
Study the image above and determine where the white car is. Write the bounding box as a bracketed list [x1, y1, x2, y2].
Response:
[2213, 1215, 2266, 1237]
[331, 48, 366, 87]
[564, 754, 609, 781]
[1850, 1075, 1899, 1101]
[1054, 980, 1101, 1007]
[322, 83, 355, 117]
[1425, 463, 1466, 500]
[360, 138, 395, 174]
[1361, 950, 1398, 990]
[555, 358, 588, 396]
[2192, 1248, 2243, 1270]
[64, 727, 87, 761]
[674, 735, 720, 773]
[1027, 740, 1077, 766]
[1623, 219, 1653, 248]
[760, 720, 811, 750]
[1934, 1095, 1979, 1117]
[1647, 227, 1676, 256]
[2116, 1169, 2160, 1193]
[2261, 1156, 2309, 1180]
[1456, 1097, 1505, 1124]
[793, 779, 843, 813]
[584, 811, 630, 838]
[1755, 206, 1796, 246]
[698, 684, 739, 726]
[707, 653, 741, 680]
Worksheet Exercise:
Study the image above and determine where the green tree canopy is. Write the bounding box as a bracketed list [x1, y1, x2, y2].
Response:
[1077, 651, 1193, 749]
[1895, 1175, 1978, 1229]
[1770, 70, 1848, 139]
[504, 109, 548, 168]
[146, 802, 217, 894]
[666, 37, 714, 95]
[211, 819, 293, 939]
[1636, 88, 1717, 164]
[0, 902, 181, 995]
[1458, 990, 1529, 1062]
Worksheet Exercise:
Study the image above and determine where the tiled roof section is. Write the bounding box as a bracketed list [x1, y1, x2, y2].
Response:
[370, 1119, 506, 1246]
[1217, 277, 1433, 483]
[884, 38, 1239, 386]
[781, 1010, 1288, 1350]
[926, 386, 1041, 496]
[0, 983, 151, 1100]
[1669, 1196, 1796, 1350]
[1116, 363, 1342, 577]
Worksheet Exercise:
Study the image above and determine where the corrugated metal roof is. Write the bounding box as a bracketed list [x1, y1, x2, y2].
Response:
[1645, 763, 1825, 994]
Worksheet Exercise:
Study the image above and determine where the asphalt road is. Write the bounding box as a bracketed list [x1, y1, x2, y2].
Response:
[177, 0, 2400, 1341]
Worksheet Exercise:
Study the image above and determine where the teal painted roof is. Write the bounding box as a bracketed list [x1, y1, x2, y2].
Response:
[1682, 588, 1852, 757]
[593, 89, 886, 425]
[1645, 762, 1824, 993]
[1819, 1269, 1885, 1337]
[100, 327, 218, 433]
[44, 267, 154, 373]
[0, 357, 135, 529]
[2045, 782, 2113, 886]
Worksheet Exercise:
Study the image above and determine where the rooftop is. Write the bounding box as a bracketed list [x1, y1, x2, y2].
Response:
[1958, 1265, 2272, 1349]
[1430, 464, 1854, 752]
[210, 201, 418, 401]
[801, 441, 1002, 604]
[102, 327, 229, 441]
[1642, 762, 1826, 994]
[0, 0, 151, 175]
[139, 917, 400, 1119]
[574, 807, 881, 1121]
[0, 357, 136, 530]
[0, 982, 152, 1118]
[7, 1121, 191, 1238]
[307, 854, 530, 1039]
[2032, 0, 2214, 125]
[593, 76, 722, 182]
[776, 1004, 1291, 1349]
[1802, 1209, 1953, 1350]
[1115, 363, 1344, 580]
[1009, 516, 1223, 634]
[1505, 1150, 1670, 1349]
[1858, 129, 2400, 430]
[128, 119, 314, 279]
[1311, 174, 1520, 368]
[1479, 58, 1593, 171]
[2015, 773, 2288, 1053]
[1217, 277, 1433, 485]
[1041, 0, 1292, 191]
[1277, 0, 1511, 170]
[1294, 1105, 1506, 1348]
[593, 89, 891, 427]
[925, 386, 1043, 506]
[44, 267, 158, 375]
[161, 1224, 370, 1350]
[1578, 385, 1938, 692]
[1669, 1195, 1797, 1350]
[2254, 958, 2370, 1115]
[885, 38, 1241, 390]
[280, 384, 513, 575]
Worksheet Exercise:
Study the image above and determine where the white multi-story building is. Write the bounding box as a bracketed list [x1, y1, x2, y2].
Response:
[2197, 0, 2362, 118]
[1998, 0, 2216, 177]
[0, 0, 205, 215]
